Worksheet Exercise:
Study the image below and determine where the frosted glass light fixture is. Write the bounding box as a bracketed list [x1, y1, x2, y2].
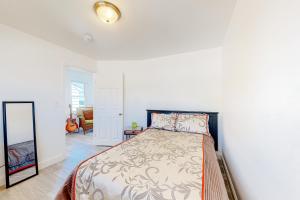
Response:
[94, 1, 121, 24]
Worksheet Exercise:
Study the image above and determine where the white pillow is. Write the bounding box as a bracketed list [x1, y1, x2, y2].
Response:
[151, 113, 177, 131]
[175, 114, 209, 134]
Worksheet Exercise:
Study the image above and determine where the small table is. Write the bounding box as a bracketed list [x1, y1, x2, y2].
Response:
[123, 129, 143, 141]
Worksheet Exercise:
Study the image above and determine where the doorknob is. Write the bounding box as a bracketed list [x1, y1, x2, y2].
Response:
[119, 113, 123, 116]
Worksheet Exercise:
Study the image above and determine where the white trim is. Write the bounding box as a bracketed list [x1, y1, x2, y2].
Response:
[217, 152, 239, 200]
[39, 153, 66, 169]
[0, 168, 5, 187]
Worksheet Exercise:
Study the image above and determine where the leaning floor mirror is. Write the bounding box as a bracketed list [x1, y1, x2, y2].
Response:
[2, 101, 38, 188]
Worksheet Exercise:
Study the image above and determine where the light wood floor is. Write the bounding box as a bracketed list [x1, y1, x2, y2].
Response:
[0, 132, 108, 200]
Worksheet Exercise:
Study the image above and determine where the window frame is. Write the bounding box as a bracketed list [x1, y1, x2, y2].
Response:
[70, 81, 86, 113]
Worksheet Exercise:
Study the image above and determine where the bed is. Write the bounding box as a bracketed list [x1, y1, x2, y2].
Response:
[56, 110, 228, 200]
[7, 140, 36, 175]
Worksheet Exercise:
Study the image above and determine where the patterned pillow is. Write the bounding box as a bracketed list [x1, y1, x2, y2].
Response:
[175, 114, 209, 134]
[151, 113, 177, 131]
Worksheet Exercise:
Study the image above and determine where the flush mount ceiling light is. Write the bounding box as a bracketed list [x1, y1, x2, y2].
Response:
[94, 1, 121, 24]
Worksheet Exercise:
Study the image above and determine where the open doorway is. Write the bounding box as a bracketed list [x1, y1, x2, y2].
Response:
[64, 68, 124, 149]
[64, 67, 95, 145]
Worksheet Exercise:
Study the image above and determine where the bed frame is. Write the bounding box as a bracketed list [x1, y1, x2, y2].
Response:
[147, 110, 219, 150]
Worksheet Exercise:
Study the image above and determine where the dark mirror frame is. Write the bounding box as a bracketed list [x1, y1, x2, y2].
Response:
[2, 101, 39, 188]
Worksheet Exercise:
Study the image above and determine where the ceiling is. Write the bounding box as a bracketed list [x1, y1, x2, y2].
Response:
[0, 0, 236, 60]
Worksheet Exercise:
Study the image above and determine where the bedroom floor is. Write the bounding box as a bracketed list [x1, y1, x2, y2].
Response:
[0, 132, 108, 200]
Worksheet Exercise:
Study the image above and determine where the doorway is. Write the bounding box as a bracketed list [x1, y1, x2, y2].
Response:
[64, 68, 95, 142]
[63, 67, 124, 157]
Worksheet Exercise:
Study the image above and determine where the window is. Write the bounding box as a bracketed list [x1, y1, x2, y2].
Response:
[71, 81, 85, 113]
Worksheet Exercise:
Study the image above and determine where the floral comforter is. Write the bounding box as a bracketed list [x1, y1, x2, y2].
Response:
[56, 129, 228, 200]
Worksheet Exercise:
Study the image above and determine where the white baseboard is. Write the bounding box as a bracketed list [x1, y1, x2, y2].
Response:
[0, 153, 66, 187]
[39, 153, 66, 169]
[217, 152, 239, 200]
[0, 168, 5, 187]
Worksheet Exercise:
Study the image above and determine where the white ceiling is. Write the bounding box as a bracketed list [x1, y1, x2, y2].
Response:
[0, 0, 236, 60]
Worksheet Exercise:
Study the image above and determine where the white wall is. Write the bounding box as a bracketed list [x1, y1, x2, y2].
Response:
[223, 0, 300, 199]
[98, 48, 223, 143]
[6, 104, 34, 145]
[64, 68, 95, 116]
[0, 24, 97, 185]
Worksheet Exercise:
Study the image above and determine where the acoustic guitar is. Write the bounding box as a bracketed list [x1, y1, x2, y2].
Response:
[65, 104, 79, 133]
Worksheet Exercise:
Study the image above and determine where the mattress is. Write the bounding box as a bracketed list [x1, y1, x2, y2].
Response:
[56, 129, 228, 200]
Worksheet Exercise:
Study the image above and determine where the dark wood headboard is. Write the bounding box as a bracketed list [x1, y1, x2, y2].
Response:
[147, 110, 219, 150]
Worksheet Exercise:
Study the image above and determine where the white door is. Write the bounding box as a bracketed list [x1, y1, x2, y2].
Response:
[93, 73, 123, 146]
